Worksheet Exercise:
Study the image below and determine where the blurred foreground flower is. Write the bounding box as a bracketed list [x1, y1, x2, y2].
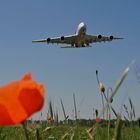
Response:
[0, 73, 45, 126]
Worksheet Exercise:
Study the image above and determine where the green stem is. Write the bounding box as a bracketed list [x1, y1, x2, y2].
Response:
[101, 93, 105, 120]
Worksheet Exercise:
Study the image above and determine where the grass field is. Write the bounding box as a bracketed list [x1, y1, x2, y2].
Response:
[0, 120, 140, 140]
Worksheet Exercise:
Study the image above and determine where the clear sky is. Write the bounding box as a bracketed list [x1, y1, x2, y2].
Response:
[0, 0, 140, 120]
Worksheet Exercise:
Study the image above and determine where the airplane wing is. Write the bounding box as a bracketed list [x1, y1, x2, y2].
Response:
[85, 34, 123, 43]
[32, 34, 123, 48]
[32, 35, 76, 44]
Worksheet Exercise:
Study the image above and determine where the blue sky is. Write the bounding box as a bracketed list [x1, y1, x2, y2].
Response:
[0, 0, 140, 120]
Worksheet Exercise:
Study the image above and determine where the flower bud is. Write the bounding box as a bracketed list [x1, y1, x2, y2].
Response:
[99, 83, 105, 93]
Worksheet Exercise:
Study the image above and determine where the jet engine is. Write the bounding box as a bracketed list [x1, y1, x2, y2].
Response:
[47, 38, 51, 43]
[110, 35, 113, 40]
[61, 36, 65, 41]
[98, 35, 102, 39]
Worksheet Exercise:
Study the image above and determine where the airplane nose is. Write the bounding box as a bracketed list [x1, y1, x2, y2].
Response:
[80, 22, 85, 27]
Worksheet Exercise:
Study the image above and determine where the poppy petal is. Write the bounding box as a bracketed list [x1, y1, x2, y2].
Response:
[0, 73, 45, 126]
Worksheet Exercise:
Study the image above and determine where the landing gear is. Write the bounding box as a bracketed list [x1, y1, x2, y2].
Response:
[75, 44, 79, 48]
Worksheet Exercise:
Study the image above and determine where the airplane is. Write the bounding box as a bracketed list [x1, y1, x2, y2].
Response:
[32, 22, 123, 48]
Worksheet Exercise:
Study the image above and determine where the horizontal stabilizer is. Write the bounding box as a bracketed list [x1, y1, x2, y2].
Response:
[32, 39, 47, 43]
[60, 46, 76, 48]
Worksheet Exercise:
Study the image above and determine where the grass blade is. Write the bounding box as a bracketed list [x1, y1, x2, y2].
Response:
[109, 67, 129, 103]
[48, 100, 53, 120]
[73, 93, 78, 121]
[112, 117, 123, 140]
[60, 98, 68, 121]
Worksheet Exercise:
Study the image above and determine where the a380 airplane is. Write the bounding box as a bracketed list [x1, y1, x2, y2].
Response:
[32, 22, 123, 48]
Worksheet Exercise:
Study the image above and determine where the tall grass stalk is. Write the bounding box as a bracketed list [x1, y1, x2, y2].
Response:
[101, 93, 105, 119]
[36, 128, 40, 140]
[102, 90, 117, 140]
[102, 92, 117, 118]
[22, 122, 29, 140]
[123, 104, 129, 120]
[48, 100, 53, 120]
[60, 98, 68, 123]
[123, 98, 136, 124]
[112, 117, 122, 140]
[96, 70, 105, 119]
[129, 97, 135, 120]
[54, 109, 59, 125]
[107, 88, 112, 140]
[73, 93, 78, 122]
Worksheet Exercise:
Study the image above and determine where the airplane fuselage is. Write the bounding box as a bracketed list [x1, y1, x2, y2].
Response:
[76, 22, 87, 36]
[75, 22, 88, 47]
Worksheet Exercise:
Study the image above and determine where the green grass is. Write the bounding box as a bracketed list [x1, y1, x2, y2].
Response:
[0, 121, 140, 140]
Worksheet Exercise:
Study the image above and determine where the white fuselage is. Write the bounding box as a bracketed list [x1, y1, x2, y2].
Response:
[75, 22, 87, 47]
[76, 22, 87, 36]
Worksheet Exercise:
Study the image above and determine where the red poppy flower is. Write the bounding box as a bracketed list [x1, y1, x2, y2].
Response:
[96, 117, 102, 124]
[0, 73, 45, 126]
[47, 114, 52, 121]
